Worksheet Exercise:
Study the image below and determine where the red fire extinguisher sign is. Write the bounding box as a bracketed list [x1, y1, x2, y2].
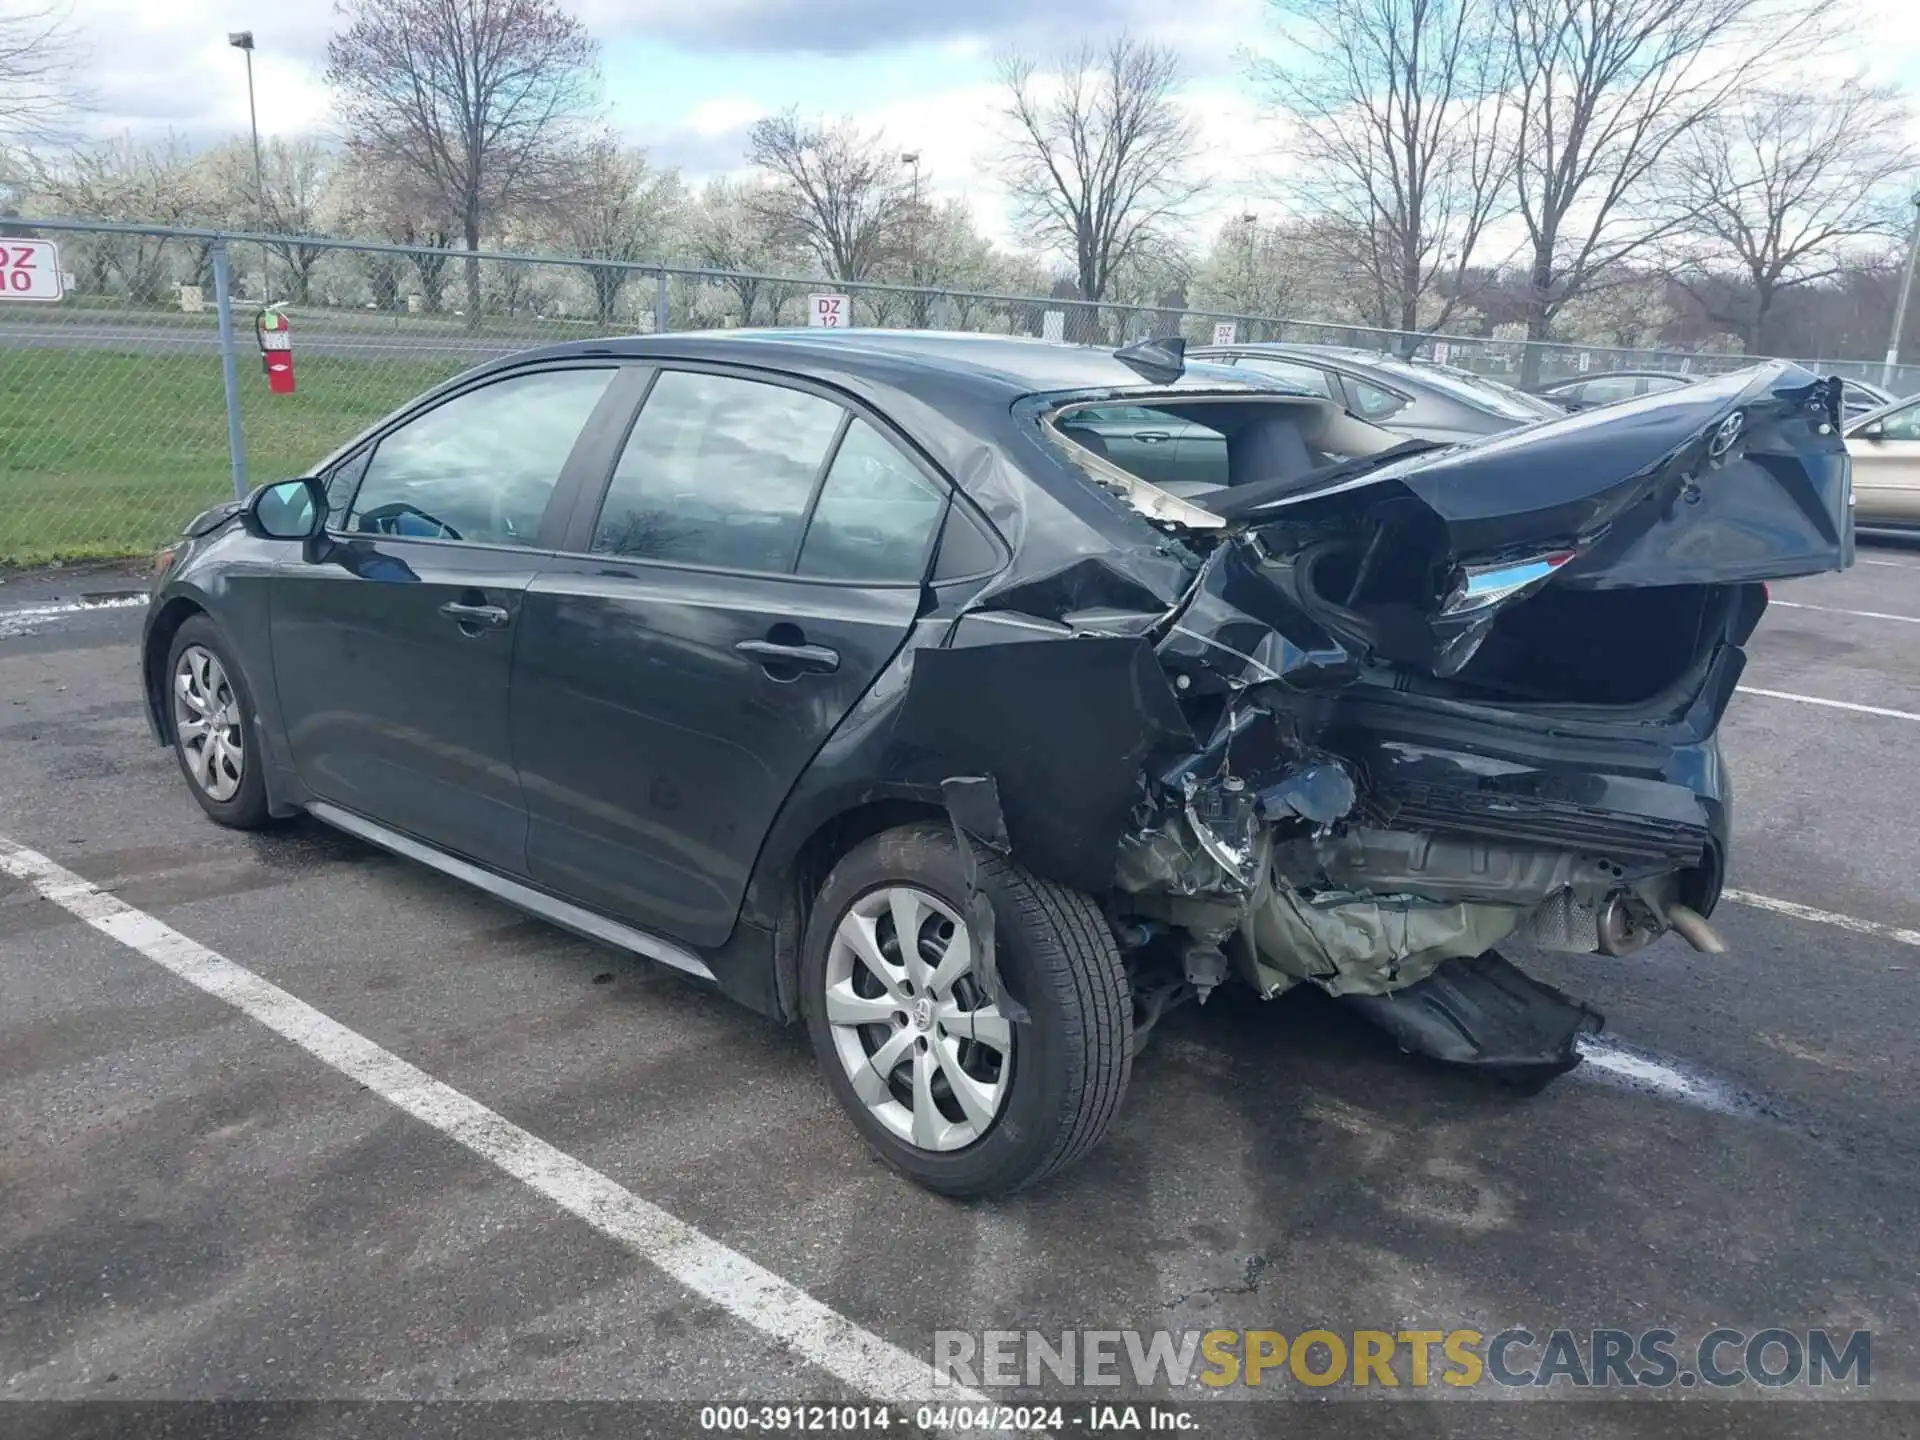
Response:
[257, 307, 295, 394]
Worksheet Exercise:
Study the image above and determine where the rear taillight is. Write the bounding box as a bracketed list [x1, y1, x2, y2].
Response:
[1441, 550, 1577, 615]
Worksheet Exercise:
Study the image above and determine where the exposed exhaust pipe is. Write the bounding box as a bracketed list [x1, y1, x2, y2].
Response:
[1665, 903, 1727, 954]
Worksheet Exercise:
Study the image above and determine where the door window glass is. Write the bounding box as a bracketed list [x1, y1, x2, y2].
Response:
[796, 420, 946, 583]
[1576, 376, 1640, 405]
[1874, 400, 1920, 441]
[1345, 377, 1409, 420]
[1232, 357, 1336, 398]
[1062, 405, 1167, 426]
[593, 370, 846, 571]
[346, 368, 614, 545]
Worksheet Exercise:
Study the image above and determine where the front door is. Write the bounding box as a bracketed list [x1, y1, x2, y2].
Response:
[513, 368, 949, 947]
[270, 364, 622, 872]
[1848, 398, 1920, 527]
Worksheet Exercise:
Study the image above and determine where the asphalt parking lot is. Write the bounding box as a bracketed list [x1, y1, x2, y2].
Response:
[3, 551, 1919, 1438]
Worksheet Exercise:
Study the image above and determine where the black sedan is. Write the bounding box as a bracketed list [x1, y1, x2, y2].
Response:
[143, 331, 1852, 1196]
[1189, 341, 1563, 441]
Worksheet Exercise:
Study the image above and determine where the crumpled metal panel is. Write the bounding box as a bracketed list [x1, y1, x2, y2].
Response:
[1155, 535, 1360, 694]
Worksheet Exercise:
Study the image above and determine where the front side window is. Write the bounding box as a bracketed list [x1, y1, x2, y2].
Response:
[346, 368, 615, 545]
[796, 420, 946, 583]
[1871, 399, 1920, 442]
[593, 370, 846, 572]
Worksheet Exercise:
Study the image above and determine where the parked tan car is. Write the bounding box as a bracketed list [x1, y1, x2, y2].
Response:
[1847, 396, 1920, 531]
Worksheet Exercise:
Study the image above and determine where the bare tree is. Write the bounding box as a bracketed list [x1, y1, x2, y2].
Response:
[329, 149, 456, 311]
[327, 0, 598, 323]
[745, 110, 912, 282]
[29, 134, 213, 299]
[1498, 0, 1822, 381]
[997, 36, 1205, 306]
[1192, 215, 1310, 324]
[1255, 0, 1510, 350]
[555, 135, 684, 327]
[206, 136, 337, 302]
[689, 176, 807, 324]
[1669, 81, 1913, 353]
[0, 1, 87, 152]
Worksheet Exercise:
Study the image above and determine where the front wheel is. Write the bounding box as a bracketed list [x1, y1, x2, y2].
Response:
[800, 824, 1132, 1197]
[165, 615, 272, 830]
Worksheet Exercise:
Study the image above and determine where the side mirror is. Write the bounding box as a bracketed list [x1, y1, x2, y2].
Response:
[246, 477, 326, 540]
[1860, 421, 1886, 441]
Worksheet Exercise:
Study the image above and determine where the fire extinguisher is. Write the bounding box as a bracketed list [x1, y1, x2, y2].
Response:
[257, 307, 295, 394]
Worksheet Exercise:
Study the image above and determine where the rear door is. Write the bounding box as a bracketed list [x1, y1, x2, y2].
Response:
[1848, 398, 1920, 525]
[270, 364, 625, 873]
[513, 366, 950, 946]
[1054, 403, 1190, 486]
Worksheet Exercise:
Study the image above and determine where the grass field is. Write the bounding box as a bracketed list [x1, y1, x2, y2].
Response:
[0, 350, 465, 566]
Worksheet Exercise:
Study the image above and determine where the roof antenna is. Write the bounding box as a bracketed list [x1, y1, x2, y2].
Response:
[1114, 335, 1186, 383]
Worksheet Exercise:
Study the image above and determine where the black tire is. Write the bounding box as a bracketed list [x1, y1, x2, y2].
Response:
[164, 615, 273, 830]
[800, 823, 1132, 1197]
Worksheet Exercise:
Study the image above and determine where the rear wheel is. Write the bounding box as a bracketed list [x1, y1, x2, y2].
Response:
[166, 615, 272, 830]
[801, 823, 1132, 1197]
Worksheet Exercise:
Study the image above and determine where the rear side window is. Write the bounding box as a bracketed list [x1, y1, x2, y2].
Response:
[593, 370, 846, 571]
[346, 368, 614, 545]
[796, 420, 946, 583]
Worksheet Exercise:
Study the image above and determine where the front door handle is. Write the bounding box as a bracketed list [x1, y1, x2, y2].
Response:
[439, 600, 510, 630]
[734, 638, 840, 674]
[1134, 431, 1172, 444]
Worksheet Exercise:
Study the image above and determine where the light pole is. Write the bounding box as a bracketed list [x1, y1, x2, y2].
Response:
[1885, 193, 1920, 388]
[901, 151, 924, 324]
[1240, 211, 1257, 338]
[228, 30, 267, 304]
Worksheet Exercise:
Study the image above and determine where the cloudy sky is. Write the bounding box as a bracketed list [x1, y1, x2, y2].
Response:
[47, 0, 1920, 247]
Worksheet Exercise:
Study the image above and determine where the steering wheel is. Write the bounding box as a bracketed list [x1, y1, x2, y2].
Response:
[355, 502, 463, 542]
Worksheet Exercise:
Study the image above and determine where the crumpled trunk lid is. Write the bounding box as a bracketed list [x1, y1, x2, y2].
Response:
[1194, 362, 1850, 684]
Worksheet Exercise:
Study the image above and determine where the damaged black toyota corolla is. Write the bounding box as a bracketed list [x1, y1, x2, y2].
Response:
[142, 330, 1852, 1197]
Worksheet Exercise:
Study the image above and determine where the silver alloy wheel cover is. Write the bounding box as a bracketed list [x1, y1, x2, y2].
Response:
[173, 644, 245, 803]
[824, 884, 1014, 1152]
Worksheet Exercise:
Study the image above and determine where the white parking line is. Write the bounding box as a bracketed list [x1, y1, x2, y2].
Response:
[0, 836, 980, 1409]
[1574, 1037, 1758, 1117]
[1769, 599, 1920, 624]
[1858, 558, 1920, 568]
[1725, 888, 1920, 949]
[1735, 686, 1920, 722]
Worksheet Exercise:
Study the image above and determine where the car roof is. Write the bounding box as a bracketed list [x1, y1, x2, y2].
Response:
[493, 328, 1300, 400]
[1539, 370, 1694, 386]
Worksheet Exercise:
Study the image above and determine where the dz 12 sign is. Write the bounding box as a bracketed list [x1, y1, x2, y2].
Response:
[809, 293, 850, 328]
[1, 240, 64, 302]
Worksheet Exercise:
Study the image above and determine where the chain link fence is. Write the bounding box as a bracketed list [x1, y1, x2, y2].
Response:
[3, 216, 1916, 567]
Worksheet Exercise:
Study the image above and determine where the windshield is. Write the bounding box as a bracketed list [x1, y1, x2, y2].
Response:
[1379, 360, 1560, 421]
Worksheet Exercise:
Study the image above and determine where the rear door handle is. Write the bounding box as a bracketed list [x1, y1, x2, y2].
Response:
[734, 639, 840, 674]
[439, 600, 511, 629]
